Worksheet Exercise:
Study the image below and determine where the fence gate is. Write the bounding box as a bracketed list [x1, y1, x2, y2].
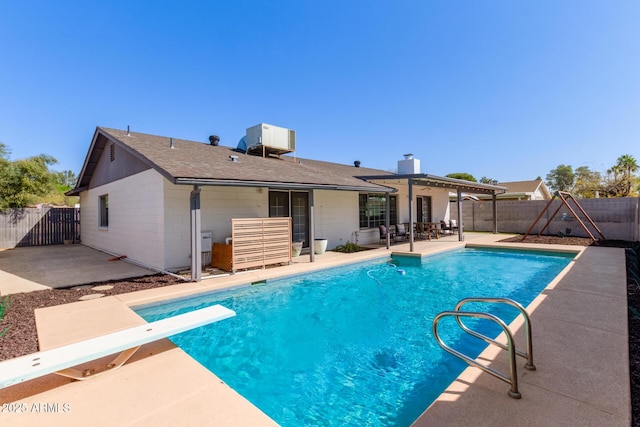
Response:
[0, 207, 80, 248]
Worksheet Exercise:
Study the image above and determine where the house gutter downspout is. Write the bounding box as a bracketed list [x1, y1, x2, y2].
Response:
[190, 185, 202, 282]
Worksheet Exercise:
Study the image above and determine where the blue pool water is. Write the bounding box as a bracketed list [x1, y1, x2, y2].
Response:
[135, 248, 573, 426]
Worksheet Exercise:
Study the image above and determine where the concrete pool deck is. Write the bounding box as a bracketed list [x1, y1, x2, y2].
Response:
[0, 233, 630, 426]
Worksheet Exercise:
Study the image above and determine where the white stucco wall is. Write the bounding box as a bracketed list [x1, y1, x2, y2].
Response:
[161, 184, 270, 270]
[80, 169, 167, 270]
[313, 190, 361, 248]
[392, 186, 451, 223]
[201, 186, 269, 242]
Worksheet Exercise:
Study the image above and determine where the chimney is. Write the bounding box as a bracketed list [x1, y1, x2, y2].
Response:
[397, 153, 420, 174]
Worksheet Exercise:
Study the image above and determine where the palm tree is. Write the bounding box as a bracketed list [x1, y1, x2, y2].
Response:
[615, 154, 639, 196]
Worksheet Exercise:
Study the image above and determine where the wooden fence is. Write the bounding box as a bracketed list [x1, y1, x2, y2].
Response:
[231, 217, 292, 271]
[0, 207, 80, 248]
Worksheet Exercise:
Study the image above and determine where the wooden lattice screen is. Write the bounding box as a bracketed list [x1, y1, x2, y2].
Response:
[231, 217, 292, 271]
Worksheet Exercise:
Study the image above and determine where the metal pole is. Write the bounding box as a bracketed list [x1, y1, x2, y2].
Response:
[492, 192, 498, 234]
[309, 190, 315, 262]
[385, 193, 391, 249]
[457, 188, 464, 241]
[190, 185, 202, 282]
[409, 180, 414, 252]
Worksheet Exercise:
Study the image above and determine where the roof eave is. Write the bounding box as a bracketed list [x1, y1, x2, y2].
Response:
[174, 178, 395, 193]
[358, 173, 508, 194]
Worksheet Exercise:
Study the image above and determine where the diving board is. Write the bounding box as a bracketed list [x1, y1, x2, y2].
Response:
[0, 304, 235, 389]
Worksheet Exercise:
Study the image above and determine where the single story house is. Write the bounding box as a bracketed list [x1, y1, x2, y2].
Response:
[483, 180, 551, 201]
[68, 125, 505, 279]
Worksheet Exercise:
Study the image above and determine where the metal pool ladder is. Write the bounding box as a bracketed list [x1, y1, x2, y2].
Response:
[432, 297, 536, 399]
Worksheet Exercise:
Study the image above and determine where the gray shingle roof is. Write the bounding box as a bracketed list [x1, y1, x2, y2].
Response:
[73, 127, 395, 193]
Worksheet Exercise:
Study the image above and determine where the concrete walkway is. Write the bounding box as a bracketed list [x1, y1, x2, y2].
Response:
[413, 243, 630, 426]
[0, 234, 630, 426]
[0, 245, 156, 295]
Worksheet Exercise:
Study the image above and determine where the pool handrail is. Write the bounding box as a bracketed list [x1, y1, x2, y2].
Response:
[454, 297, 536, 370]
[433, 310, 522, 399]
[432, 297, 536, 399]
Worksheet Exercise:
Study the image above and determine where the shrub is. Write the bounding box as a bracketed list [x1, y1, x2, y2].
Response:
[0, 295, 10, 338]
[333, 241, 368, 253]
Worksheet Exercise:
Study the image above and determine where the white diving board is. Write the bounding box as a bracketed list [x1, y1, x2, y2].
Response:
[0, 304, 235, 389]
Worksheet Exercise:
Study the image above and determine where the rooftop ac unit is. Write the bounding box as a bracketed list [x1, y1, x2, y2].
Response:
[244, 123, 296, 156]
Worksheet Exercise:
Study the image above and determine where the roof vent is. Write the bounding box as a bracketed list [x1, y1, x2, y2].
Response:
[354, 160, 361, 167]
[170, 137, 174, 149]
[209, 135, 220, 146]
[229, 155, 239, 162]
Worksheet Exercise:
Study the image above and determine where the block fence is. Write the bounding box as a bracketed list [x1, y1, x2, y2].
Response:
[450, 197, 640, 242]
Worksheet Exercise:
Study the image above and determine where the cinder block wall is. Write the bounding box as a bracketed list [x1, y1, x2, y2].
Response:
[451, 197, 640, 241]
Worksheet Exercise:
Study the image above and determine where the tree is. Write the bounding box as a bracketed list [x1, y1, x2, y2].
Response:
[56, 170, 77, 189]
[446, 173, 477, 182]
[546, 165, 574, 192]
[0, 154, 58, 209]
[613, 154, 639, 197]
[572, 166, 602, 198]
[479, 176, 498, 184]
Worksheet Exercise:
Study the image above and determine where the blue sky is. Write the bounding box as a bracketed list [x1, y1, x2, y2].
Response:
[1, 1, 638, 182]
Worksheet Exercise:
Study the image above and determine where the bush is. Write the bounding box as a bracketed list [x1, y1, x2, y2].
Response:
[0, 295, 10, 338]
[333, 241, 369, 253]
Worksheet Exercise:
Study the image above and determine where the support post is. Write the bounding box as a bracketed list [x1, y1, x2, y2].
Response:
[409, 179, 414, 252]
[385, 193, 391, 249]
[457, 188, 464, 241]
[492, 192, 498, 234]
[309, 190, 315, 263]
[190, 185, 202, 282]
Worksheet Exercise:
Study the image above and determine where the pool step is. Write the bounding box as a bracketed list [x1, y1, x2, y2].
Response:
[432, 297, 536, 399]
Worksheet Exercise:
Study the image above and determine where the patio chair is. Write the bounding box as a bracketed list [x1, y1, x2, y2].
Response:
[379, 225, 393, 244]
[440, 220, 453, 235]
[395, 223, 408, 241]
[450, 219, 459, 234]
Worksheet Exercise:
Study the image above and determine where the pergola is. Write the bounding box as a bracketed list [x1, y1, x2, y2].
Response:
[358, 174, 508, 251]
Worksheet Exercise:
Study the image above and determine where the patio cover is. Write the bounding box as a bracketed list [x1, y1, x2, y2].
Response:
[357, 173, 507, 251]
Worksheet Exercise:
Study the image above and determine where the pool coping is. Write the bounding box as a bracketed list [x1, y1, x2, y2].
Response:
[0, 233, 630, 426]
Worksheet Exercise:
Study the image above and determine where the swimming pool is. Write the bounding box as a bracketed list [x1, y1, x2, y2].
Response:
[135, 247, 574, 426]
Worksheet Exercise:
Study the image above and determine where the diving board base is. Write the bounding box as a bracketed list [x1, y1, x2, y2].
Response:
[54, 346, 142, 381]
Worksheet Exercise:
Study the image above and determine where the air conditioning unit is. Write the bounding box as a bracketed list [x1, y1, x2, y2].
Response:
[244, 123, 296, 156]
[201, 231, 213, 265]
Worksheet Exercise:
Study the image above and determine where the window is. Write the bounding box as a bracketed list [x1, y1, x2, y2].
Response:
[99, 195, 109, 227]
[359, 194, 397, 228]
